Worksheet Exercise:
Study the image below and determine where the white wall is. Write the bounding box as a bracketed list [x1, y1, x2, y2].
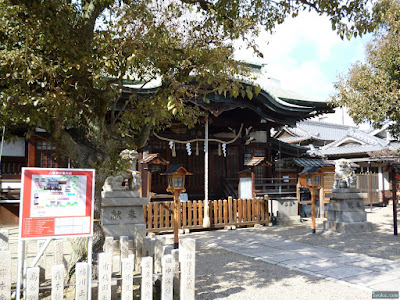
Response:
[1, 137, 26, 157]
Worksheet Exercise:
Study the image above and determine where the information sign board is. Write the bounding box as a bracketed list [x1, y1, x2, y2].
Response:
[239, 177, 252, 199]
[19, 168, 95, 239]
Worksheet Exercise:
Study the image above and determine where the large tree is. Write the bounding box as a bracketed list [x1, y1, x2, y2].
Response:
[1, 0, 379, 256]
[332, 0, 400, 136]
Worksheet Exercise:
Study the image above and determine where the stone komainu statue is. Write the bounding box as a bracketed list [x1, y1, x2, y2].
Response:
[103, 149, 142, 192]
[333, 158, 357, 189]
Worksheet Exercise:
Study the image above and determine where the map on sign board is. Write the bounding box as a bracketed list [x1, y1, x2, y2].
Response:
[20, 168, 95, 239]
[30, 174, 87, 217]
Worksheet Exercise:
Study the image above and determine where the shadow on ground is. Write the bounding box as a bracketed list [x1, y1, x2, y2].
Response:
[195, 242, 323, 299]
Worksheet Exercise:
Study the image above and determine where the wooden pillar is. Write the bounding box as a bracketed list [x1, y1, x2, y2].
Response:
[390, 168, 398, 236]
[138, 153, 145, 197]
[369, 161, 373, 211]
[147, 169, 151, 198]
[320, 174, 325, 219]
[27, 138, 36, 167]
[381, 166, 386, 204]
[173, 190, 181, 248]
[251, 168, 255, 199]
[310, 187, 316, 234]
[264, 195, 269, 226]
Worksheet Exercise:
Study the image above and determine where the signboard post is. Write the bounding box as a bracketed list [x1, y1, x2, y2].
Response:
[16, 168, 95, 299]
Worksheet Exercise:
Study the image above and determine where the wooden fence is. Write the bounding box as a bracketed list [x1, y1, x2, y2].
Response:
[356, 173, 380, 204]
[0, 229, 195, 300]
[144, 196, 270, 233]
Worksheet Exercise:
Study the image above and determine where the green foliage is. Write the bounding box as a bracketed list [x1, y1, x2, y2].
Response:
[0, 0, 379, 168]
[331, 0, 400, 136]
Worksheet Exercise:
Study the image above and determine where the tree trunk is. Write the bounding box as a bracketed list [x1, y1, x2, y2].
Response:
[68, 155, 111, 279]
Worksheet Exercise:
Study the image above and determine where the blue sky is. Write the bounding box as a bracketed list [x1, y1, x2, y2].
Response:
[235, 11, 372, 100]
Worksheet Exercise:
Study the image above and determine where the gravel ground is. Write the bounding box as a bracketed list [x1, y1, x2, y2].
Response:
[196, 242, 371, 300]
[3, 204, 399, 299]
[251, 204, 400, 261]
[194, 205, 400, 300]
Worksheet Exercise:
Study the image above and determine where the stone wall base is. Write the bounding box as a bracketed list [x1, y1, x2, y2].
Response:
[277, 216, 301, 226]
[323, 220, 373, 234]
[102, 224, 146, 239]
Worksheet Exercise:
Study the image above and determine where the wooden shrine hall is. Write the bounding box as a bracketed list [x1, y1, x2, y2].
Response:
[134, 81, 332, 201]
[0, 75, 332, 226]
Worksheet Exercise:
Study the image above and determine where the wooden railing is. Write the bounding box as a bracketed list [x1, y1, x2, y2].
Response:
[144, 196, 269, 233]
[224, 177, 298, 200]
[255, 177, 297, 199]
[222, 178, 238, 199]
[1, 156, 26, 179]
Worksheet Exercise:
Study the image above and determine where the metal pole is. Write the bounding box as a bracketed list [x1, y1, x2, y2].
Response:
[203, 113, 210, 228]
[87, 236, 93, 300]
[391, 168, 398, 236]
[29, 238, 52, 268]
[16, 239, 24, 299]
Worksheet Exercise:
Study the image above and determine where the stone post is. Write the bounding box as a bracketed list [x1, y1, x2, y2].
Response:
[101, 150, 150, 240]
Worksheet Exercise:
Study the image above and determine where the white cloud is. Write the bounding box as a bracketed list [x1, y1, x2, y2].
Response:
[265, 12, 341, 62]
[268, 61, 332, 100]
[234, 10, 369, 99]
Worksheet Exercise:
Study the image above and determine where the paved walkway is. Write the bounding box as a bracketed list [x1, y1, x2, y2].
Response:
[191, 229, 400, 293]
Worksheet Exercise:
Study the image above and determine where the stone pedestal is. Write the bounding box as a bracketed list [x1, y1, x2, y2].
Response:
[324, 188, 372, 233]
[272, 198, 300, 225]
[101, 190, 149, 239]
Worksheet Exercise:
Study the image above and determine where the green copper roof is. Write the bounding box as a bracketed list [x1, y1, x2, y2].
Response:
[122, 80, 332, 126]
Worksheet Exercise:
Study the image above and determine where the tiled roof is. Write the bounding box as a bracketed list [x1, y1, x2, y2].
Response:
[245, 157, 272, 167]
[321, 129, 388, 151]
[139, 153, 169, 165]
[367, 142, 400, 158]
[296, 120, 358, 142]
[318, 144, 385, 156]
[276, 119, 395, 158]
[299, 166, 322, 174]
[124, 78, 332, 126]
[161, 164, 183, 174]
[293, 158, 334, 168]
[269, 138, 308, 156]
[275, 120, 360, 144]
[279, 136, 324, 144]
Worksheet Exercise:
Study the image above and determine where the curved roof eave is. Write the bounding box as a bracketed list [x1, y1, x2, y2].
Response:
[255, 90, 330, 120]
[121, 80, 332, 124]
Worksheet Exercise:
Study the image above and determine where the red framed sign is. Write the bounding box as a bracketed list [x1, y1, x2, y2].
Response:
[19, 168, 95, 239]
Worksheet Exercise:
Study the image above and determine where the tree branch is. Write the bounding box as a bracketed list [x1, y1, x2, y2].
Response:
[180, 0, 212, 11]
